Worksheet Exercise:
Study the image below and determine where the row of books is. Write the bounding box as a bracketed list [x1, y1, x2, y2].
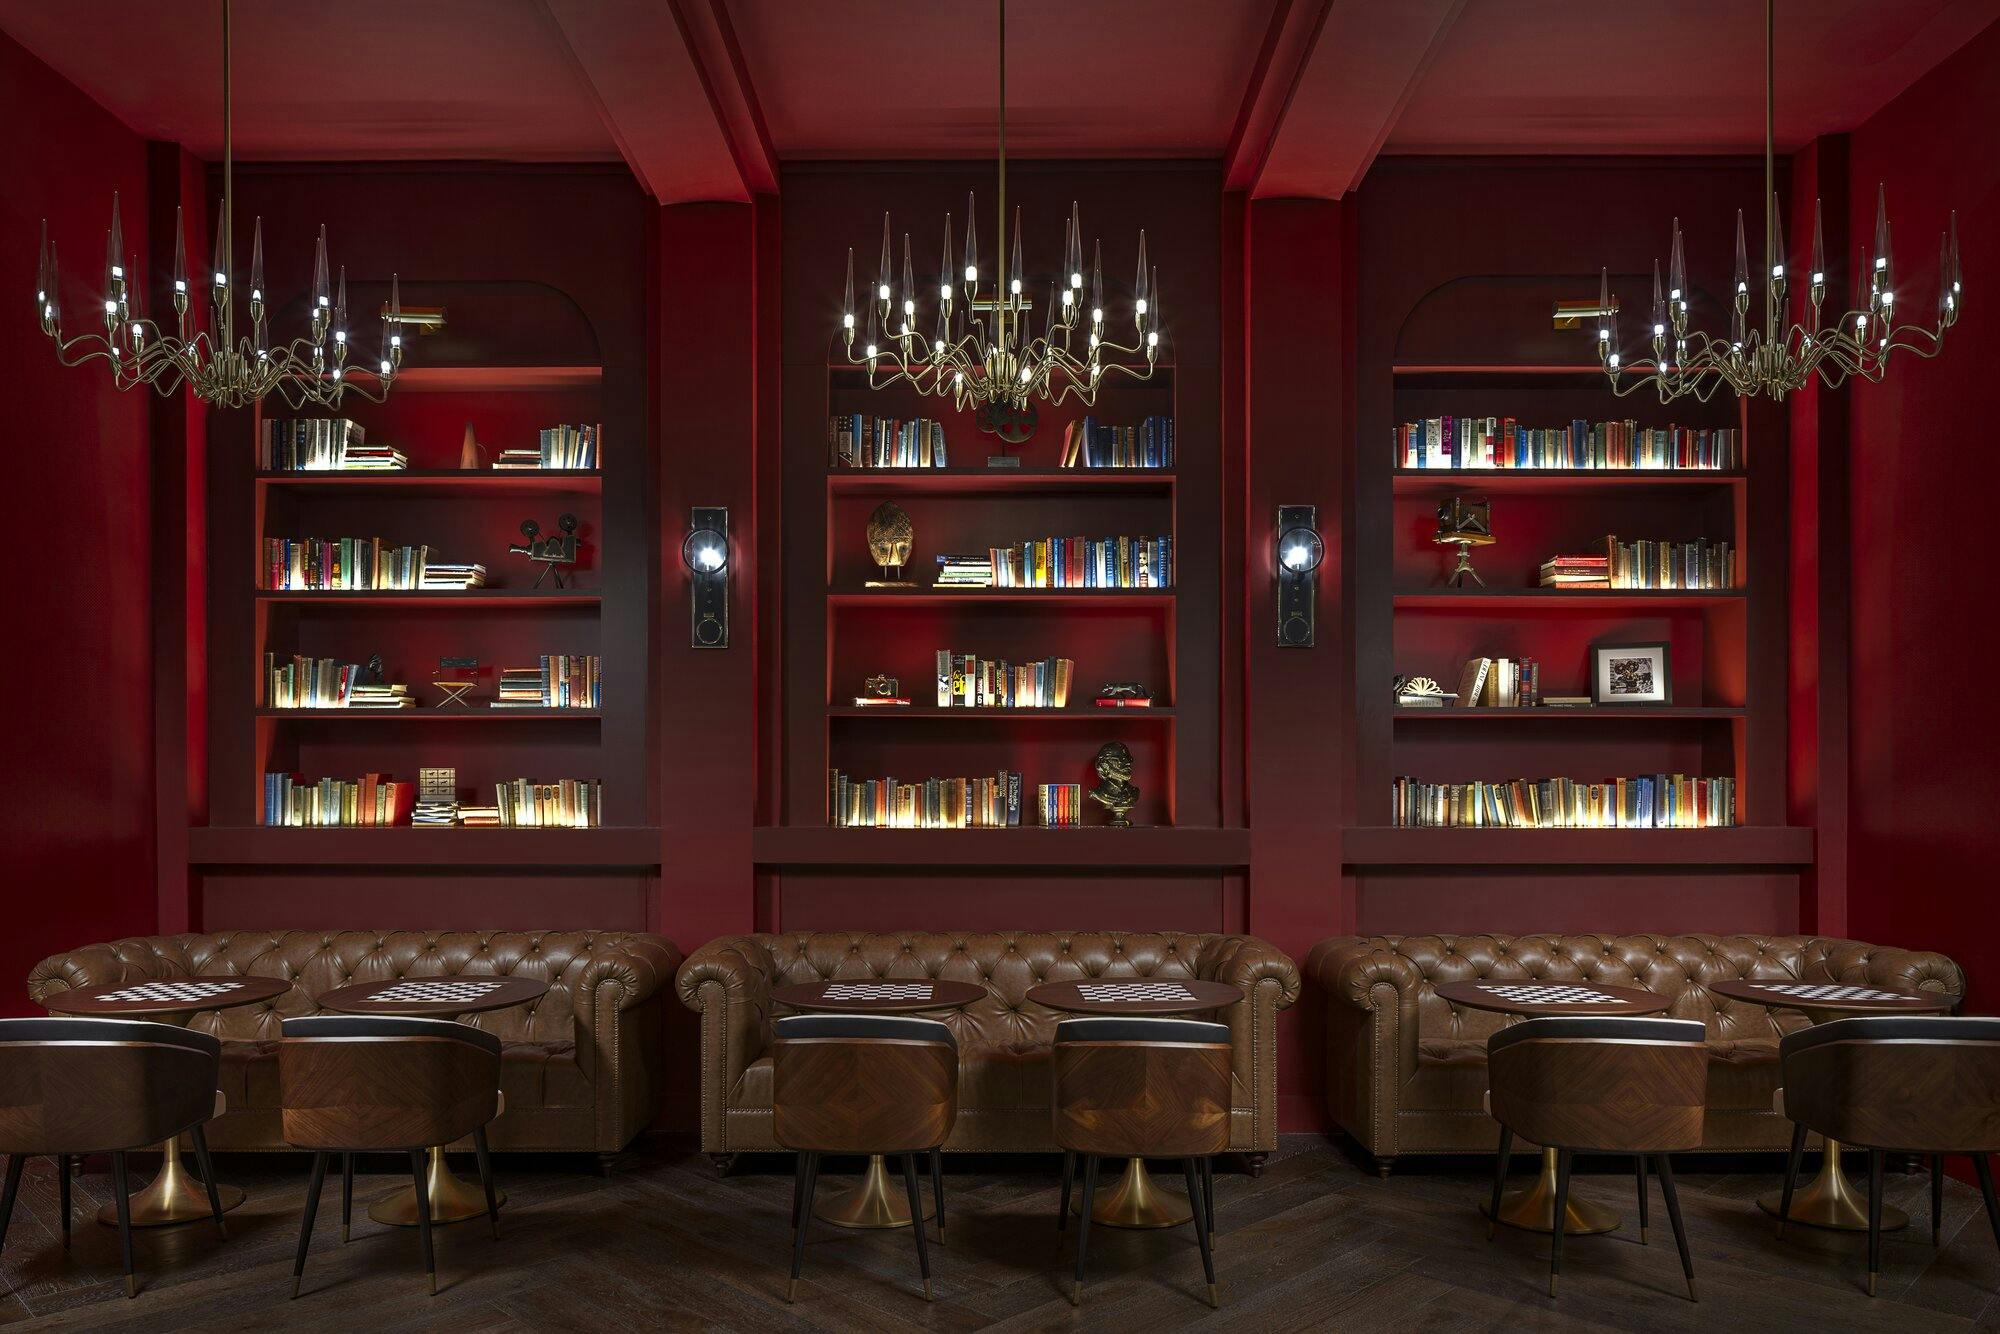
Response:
[1395, 418, 1740, 471]
[491, 778, 601, 827]
[1037, 783, 1086, 827]
[829, 770, 1023, 828]
[263, 772, 416, 827]
[1540, 537, 1735, 590]
[934, 652, 1075, 708]
[263, 654, 415, 709]
[828, 415, 950, 469]
[496, 424, 602, 471]
[260, 418, 407, 472]
[262, 538, 488, 592]
[495, 655, 601, 709]
[934, 536, 1174, 589]
[1390, 774, 1738, 829]
[263, 772, 602, 826]
[1452, 657, 1541, 708]
[1059, 416, 1175, 469]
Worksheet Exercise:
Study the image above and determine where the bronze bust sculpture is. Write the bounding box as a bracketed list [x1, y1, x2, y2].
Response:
[1087, 741, 1139, 827]
[865, 501, 915, 587]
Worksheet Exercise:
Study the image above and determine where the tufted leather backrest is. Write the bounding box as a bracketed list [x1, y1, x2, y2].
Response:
[1351, 933, 1966, 1044]
[27, 931, 668, 1045]
[750, 931, 1226, 1054]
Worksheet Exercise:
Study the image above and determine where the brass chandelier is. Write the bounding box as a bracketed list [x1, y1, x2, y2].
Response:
[836, 0, 1161, 426]
[1596, 0, 1960, 403]
[35, 0, 405, 410]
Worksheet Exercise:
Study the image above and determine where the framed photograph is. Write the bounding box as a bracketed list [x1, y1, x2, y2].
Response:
[1590, 641, 1672, 705]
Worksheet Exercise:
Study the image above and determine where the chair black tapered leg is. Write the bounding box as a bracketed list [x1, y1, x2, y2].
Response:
[1656, 1155, 1695, 1301]
[111, 1151, 137, 1299]
[189, 1125, 226, 1238]
[1548, 1149, 1571, 1298]
[1867, 1150, 1884, 1296]
[1634, 1155, 1649, 1244]
[292, 1151, 328, 1299]
[341, 1153, 354, 1243]
[0, 1154, 24, 1257]
[931, 1148, 945, 1236]
[1200, 1155, 1215, 1238]
[1776, 1120, 1807, 1239]
[1184, 1158, 1218, 1308]
[472, 1127, 499, 1240]
[58, 1154, 72, 1250]
[1973, 1154, 2000, 1254]
[901, 1154, 933, 1301]
[409, 1150, 437, 1296]
[790, 1152, 806, 1239]
[1488, 1127, 1513, 1241]
[788, 1151, 819, 1302]
[1072, 1154, 1100, 1306]
[1934, 1154, 1946, 1246]
[1057, 1150, 1075, 1233]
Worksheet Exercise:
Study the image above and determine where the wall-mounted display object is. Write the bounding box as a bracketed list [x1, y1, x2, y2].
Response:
[1433, 496, 1493, 587]
[683, 508, 730, 648]
[1087, 741, 1139, 828]
[865, 501, 916, 587]
[1276, 504, 1322, 647]
[509, 514, 579, 589]
[1590, 641, 1672, 706]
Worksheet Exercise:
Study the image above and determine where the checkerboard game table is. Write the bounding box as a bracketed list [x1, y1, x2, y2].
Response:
[1024, 976, 1246, 1229]
[316, 974, 551, 1227]
[1435, 978, 1672, 1238]
[771, 977, 988, 1229]
[1709, 976, 1956, 1234]
[40, 974, 291, 1227]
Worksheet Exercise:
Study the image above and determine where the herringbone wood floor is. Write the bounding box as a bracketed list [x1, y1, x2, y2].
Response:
[3, 1136, 1999, 1330]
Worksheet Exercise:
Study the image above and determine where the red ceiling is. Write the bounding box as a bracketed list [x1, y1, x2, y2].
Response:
[0, 0, 1993, 201]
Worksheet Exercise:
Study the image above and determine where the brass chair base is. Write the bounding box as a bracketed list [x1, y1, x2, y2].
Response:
[97, 1139, 245, 1227]
[1759, 1139, 1908, 1232]
[369, 1145, 505, 1227]
[1481, 1147, 1620, 1235]
[1068, 1157, 1193, 1230]
[814, 1153, 937, 1229]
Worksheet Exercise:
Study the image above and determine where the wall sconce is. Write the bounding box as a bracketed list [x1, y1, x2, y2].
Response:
[1276, 504, 1322, 647]
[681, 507, 729, 648]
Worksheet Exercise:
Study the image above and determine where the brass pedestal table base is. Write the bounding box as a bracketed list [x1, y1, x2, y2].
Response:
[814, 1154, 937, 1229]
[370, 1145, 506, 1226]
[1759, 1139, 1908, 1232]
[1481, 1147, 1621, 1236]
[96, 1139, 245, 1227]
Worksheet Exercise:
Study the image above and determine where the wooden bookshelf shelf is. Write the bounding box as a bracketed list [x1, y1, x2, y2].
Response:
[1393, 589, 1744, 609]
[255, 709, 602, 722]
[1392, 469, 1745, 494]
[751, 825, 1247, 868]
[828, 589, 1174, 608]
[1392, 706, 1745, 721]
[386, 365, 602, 392]
[1341, 825, 1813, 867]
[187, 826, 660, 867]
[827, 469, 1174, 496]
[254, 589, 601, 607]
[827, 706, 1174, 720]
[255, 470, 602, 496]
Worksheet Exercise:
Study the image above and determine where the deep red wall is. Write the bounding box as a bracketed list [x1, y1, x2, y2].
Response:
[0, 32, 158, 1012]
[1846, 18, 2000, 1007]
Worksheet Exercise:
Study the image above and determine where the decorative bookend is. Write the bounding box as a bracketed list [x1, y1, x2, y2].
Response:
[1087, 740, 1139, 828]
[865, 501, 916, 587]
[509, 514, 580, 589]
[1433, 496, 1495, 587]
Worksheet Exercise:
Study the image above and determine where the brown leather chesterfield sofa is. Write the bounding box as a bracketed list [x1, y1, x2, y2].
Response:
[28, 930, 681, 1161]
[1307, 933, 1964, 1174]
[676, 931, 1301, 1169]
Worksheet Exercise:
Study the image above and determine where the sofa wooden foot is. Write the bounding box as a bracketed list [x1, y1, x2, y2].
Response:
[1376, 1158, 1394, 1180]
[709, 1153, 737, 1177]
[1242, 1153, 1267, 1178]
[597, 1152, 622, 1179]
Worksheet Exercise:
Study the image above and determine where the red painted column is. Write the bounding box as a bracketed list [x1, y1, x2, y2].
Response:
[1244, 195, 1351, 1129]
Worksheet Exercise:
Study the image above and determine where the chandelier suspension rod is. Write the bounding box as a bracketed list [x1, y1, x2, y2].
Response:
[995, 0, 1007, 352]
[1763, 0, 1775, 346]
[220, 0, 234, 349]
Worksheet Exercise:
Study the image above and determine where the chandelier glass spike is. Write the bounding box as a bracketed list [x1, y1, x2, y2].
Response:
[35, 0, 404, 410]
[836, 0, 1160, 415]
[1597, 0, 1960, 403]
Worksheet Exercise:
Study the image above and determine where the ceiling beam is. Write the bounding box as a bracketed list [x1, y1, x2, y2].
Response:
[667, 0, 779, 196]
[1222, 0, 1335, 195]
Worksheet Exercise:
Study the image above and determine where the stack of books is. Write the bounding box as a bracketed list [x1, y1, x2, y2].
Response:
[827, 415, 949, 468]
[495, 778, 601, 827]
[458, 804, 501, 828]
[496, 424, 600, 470]
[264, 653, 361, 708]
[347, 682, 415, 710]
[1395, 417, 1740, 471]
[934, 554, 996, 587]
[1540, 555, 1609, 589]
[1453, 657, 1541, 707]
[417, 561, 488, 591]
[1060, 415, 1174, 469]
[1391, 774, 1737, 829]
[494, 655, 600, 709]
[1036, 783, 1085, 827]
[413, 767, 458, 827]
[828, 770, 1022, 828]
[935, 652, 1074, 708]
[263, 772, 416, 826]
[259, 419, 408, 471]
[984, 535, 1173, 589]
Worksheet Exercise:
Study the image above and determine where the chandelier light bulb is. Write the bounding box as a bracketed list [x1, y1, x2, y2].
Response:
[876, 213, 892, 303]
[841, 247, 855, 330]
[1651, 259, 1666, 337]
[962, 193, 979, 291]
[311, 225, 329, 309]
[900, 232, 916, 320]
[1733, 209, 1749, 296]
[1008, 207, 1024, 299]
[937, 216, 954, 304]
[170, 208, 188, 298]
[248, 216, 265, 305]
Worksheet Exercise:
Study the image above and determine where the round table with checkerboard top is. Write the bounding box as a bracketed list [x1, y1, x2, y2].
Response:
[1435, 978, 1673, 1238]
[40, 974, 292, 1227]
[771, 978, 988, 1229]
[1024, 976, 1246, 1229]
[1708, 976, 1956, 1233]
[316, 974, 551, 1227]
